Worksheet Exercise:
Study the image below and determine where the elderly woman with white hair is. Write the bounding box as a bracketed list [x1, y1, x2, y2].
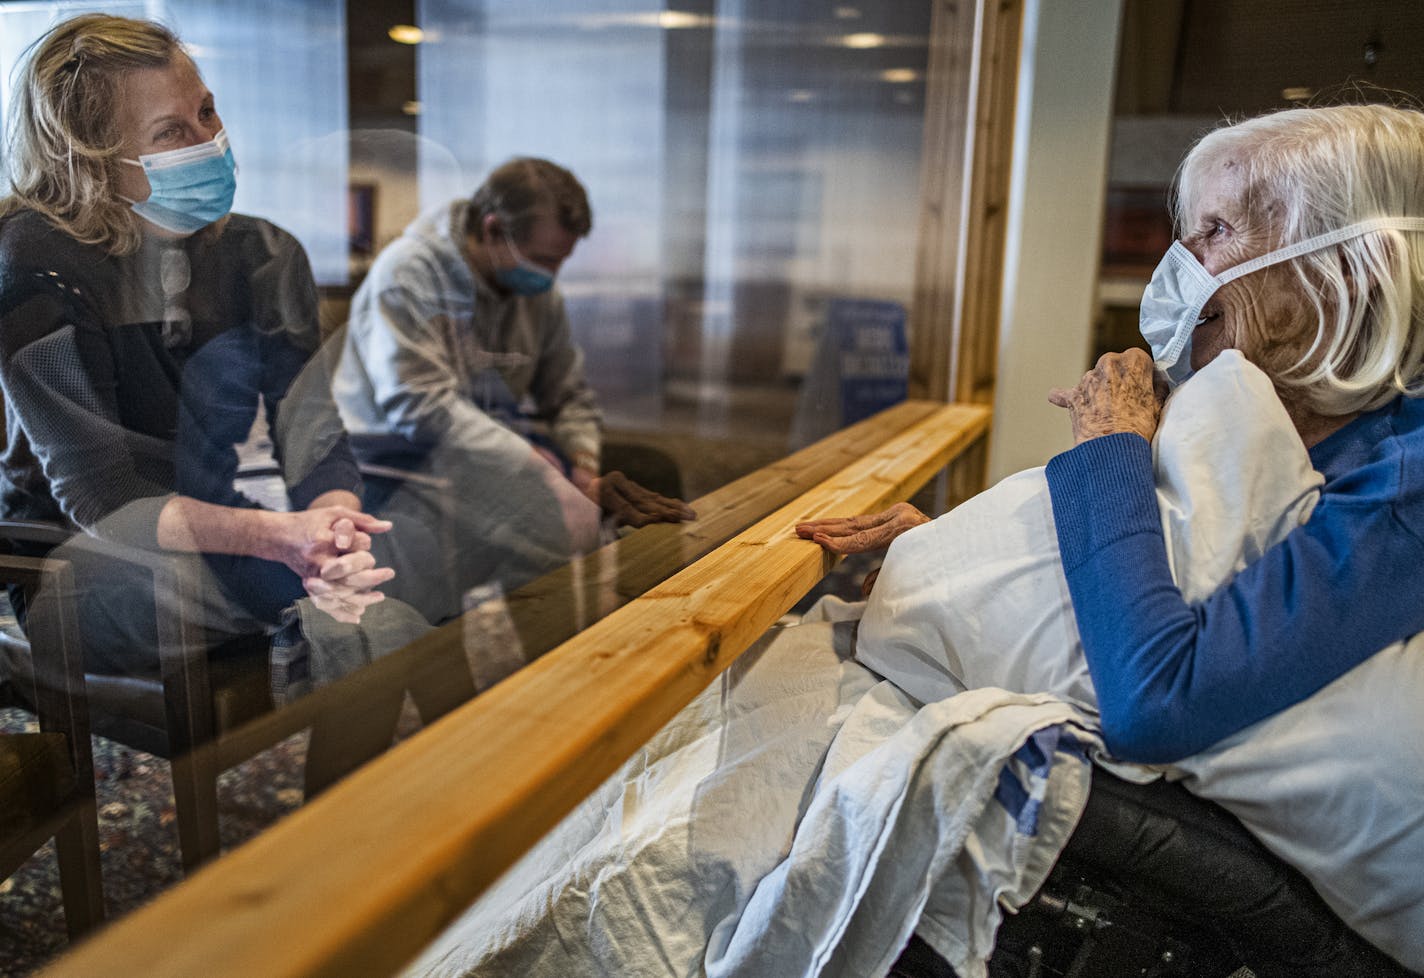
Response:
[804, 102, 1424, 765]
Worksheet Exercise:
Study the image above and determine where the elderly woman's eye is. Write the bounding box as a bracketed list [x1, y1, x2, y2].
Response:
[1193, 220, 1226, 243]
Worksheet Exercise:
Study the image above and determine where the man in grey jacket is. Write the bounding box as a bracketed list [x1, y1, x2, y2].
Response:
[334, 158, 692, 622]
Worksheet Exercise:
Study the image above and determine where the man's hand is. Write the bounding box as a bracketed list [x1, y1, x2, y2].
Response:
[1047, 349, 1167, 446]
[583, 471, 697, 528]
[795, 502, 930, 555]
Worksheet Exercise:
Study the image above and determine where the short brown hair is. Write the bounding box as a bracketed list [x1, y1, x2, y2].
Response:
[0, 14, 184, 255]
[467, 157, 592, 243]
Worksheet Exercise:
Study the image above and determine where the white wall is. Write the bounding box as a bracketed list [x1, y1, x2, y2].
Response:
[990, 0, 1124, 481]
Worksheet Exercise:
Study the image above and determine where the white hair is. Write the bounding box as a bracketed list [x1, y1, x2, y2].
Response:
[1177, 104, 1424, 416]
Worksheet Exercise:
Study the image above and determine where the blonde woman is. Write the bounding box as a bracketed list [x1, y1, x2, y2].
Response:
[0, 14, 398, 676]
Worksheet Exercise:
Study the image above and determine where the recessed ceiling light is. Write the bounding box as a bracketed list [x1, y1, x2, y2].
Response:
[402, 100, 423, 115]
[788, 89, 816, 103]
[842, 32, 886, 49]
[657, 11, 713, 29]
[574, 12, 715, 29]
[388, 24, 424, 45]
[834, 5, 862, 18]
[880, 68, 919, 83]
[1281, 86, 1314, 101]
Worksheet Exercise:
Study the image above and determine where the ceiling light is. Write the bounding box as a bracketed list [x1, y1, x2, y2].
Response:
[1281, 86, 1314, 101]
[842, 32, 886, 49]
[880, 68, 919, 83]
[388, 24, 424, 45]
[657, 11, 714, 29]
[575, 12, 715, 29]
[788, 89, 816, 103]
[834, 5, 862, 18]
[402, 100, 423, 116]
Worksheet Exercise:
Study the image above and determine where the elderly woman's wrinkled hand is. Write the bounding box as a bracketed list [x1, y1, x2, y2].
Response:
[796, 502, 930, 555]
[1048, 349, 1166, 446]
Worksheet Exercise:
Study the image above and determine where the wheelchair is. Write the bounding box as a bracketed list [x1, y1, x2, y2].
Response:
[888, 767, 1419, 978]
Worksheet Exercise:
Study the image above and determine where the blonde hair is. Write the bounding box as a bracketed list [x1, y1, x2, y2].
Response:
[0, 14, 182, 255]
[1176, 104, 1424, 416]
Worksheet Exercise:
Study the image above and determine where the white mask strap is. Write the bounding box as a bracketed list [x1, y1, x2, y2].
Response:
[1216, 216, 1424, 285]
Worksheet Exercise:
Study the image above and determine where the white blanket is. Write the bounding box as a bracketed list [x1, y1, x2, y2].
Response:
[858, 351, 1424, 971]
[405, 606, 1097, 978]
[407, 350, 1424, 976]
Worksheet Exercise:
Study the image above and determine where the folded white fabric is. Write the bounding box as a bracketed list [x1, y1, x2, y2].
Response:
[856, 349, 1321, 710]
[704, 689, 1096, 978]
[858, 350, 1424, 970]
[404, 609, 1096, 978]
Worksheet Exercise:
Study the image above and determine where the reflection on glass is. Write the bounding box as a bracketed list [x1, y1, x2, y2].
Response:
[0, 3, 935, 965]
[416, 0, 929, 446]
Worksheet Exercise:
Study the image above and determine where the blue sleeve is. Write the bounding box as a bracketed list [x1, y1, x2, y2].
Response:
[1045, 432, 1424, 762]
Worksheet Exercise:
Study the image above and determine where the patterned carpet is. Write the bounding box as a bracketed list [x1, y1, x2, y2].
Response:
[0, 710, 307, 977]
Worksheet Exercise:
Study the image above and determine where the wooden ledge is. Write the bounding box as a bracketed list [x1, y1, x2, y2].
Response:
[46, 402, 990, 978]
[214, 399, 946, 770]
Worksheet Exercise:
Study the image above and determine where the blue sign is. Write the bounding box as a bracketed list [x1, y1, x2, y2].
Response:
[831, 298, 909, 426]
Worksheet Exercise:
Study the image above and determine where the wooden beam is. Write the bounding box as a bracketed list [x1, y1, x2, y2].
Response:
[212, 399, 945, 772]
[954, 0, 1025, 409]
[908, 0, 978, 403]
[908, 0, 1026, 415]
[46, 403, 990, 978]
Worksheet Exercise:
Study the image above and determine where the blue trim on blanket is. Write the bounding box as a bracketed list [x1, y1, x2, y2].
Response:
[994, 766, 1038, 835]
[994, 726, 1094, 837]
[1015, 728, 1059, 777]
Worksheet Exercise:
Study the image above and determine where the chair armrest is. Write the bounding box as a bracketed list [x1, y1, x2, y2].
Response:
[0, 554, 93, 757]
[355, 462, 451, 492]
[0, 519, 73, 553]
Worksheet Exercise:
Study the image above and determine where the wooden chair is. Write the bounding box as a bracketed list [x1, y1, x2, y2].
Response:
[0, 548, 104, 938]
[0, 456, 457, 873]
[0, 518, 273, 874]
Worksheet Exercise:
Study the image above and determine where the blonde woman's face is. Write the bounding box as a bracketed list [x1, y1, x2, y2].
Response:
[113, 53, 223, 205]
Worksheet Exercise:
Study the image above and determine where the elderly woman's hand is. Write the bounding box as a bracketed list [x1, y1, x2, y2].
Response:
[1048, 349, 1167, 446]
[796, 502, 930, 555]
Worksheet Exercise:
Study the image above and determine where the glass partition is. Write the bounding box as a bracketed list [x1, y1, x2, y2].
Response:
[414, 0, 930, 447]
[0, 2, 938, 969]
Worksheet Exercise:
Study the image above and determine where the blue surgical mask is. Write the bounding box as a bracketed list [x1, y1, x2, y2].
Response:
[1140, 215, 1424, 388]
[494, 234, 555, 296]
[122, 129, 237, 235]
